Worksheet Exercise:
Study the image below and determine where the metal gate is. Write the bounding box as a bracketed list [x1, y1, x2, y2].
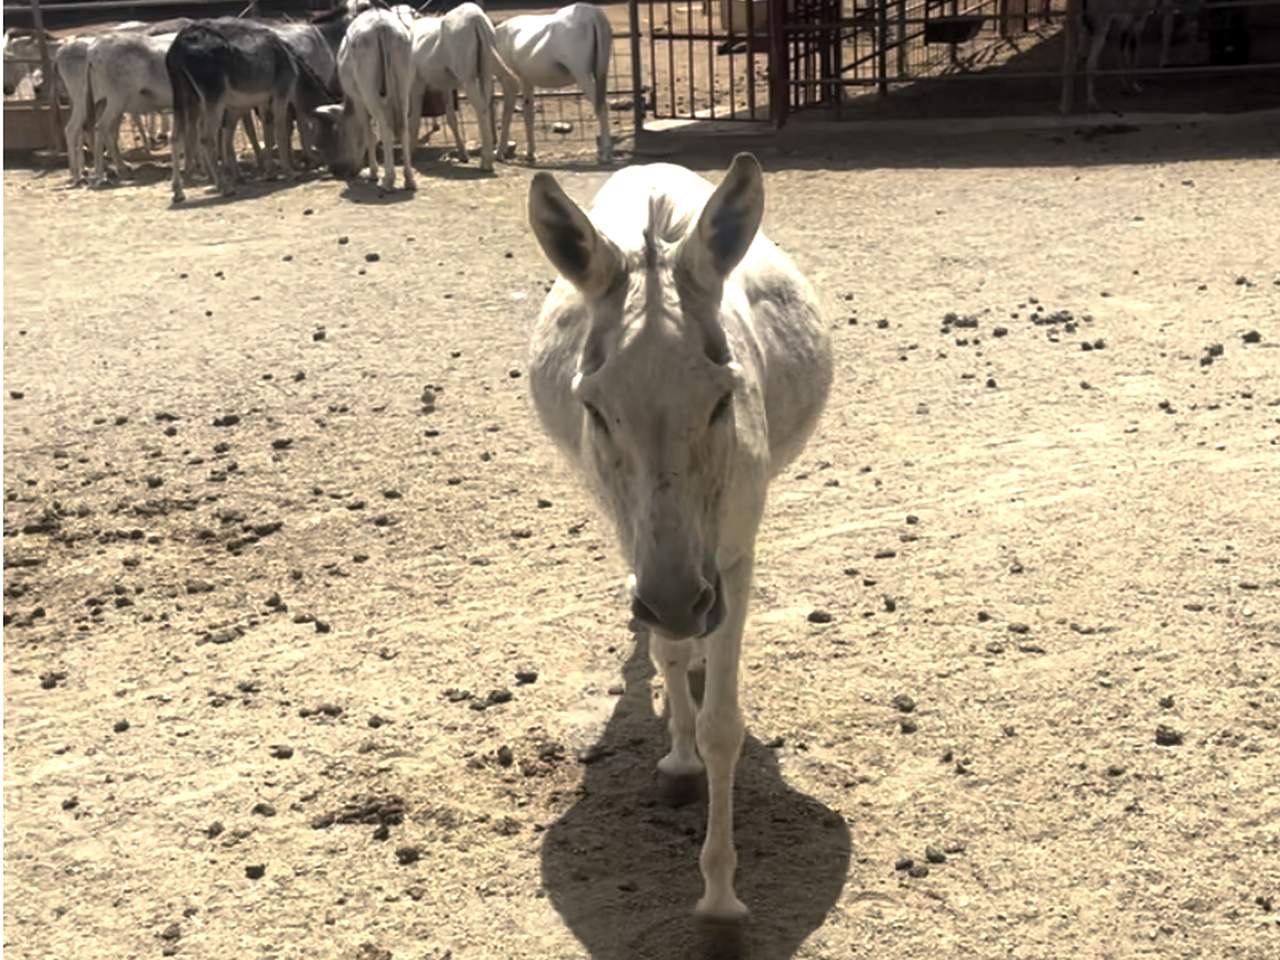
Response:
[632, 0, 1280, 127]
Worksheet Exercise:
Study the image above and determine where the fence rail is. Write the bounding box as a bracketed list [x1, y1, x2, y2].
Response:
[634, 0, 1280, 126]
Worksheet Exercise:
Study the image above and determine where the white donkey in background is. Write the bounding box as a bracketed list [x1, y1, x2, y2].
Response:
[527, 154, 832, 921]
[495, 2, 613, 164]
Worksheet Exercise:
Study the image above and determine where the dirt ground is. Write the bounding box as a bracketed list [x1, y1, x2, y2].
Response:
[4, 115, 1280, 960]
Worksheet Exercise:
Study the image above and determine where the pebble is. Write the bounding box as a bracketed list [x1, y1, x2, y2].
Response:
[1008, 622, 1030, 634]
[908, 864, 930, 879]
[496, 745, 514, 767]
[515, 669, 538, 685]
[925, 846, 947, 864]
[891, 694, 916, 713]
[899, 718, 918, 735]
[395, 845, 421, 865]
[365, 252, 381, 263]
[338, 236, 349, 245]
[807, 609, 833, 624]
[1242, 330, 1262, 344]
[206, 821, 224, 838]
[245, 864, 266, 880]
[269, 744, 294, 759]
[1159, 694, 1175, 709]
[113, 719, 130, 733]
[1155, 725, 1184, 746]
[894, 856, 914, 871]
[252, 802, 276, 817]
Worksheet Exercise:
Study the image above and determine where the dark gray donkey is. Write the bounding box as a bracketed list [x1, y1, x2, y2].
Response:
[166, 18, 334, 203]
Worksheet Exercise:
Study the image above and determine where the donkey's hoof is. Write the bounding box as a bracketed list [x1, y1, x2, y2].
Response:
[656, 768, 704, 808]
[695, 910, 749, 960]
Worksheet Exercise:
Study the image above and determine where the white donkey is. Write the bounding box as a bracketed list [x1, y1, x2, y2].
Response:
[527, 154, 832, 921]
[495, 2, 613, 164]
[313, 5, 416, 191]
[408, 2, 507, 172]
[1060, 0, 1187, 112]
[86, 31, 177, 185]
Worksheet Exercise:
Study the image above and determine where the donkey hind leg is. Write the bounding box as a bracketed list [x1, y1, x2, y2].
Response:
[1121, 17, 1147, 93]
[693, 553, 751, 923]
[444, 89, 468, 163]
[463, 79, 494, 171]
[241, 110, 265, 175]
[1083, 18, 1112, 111]
[169, 113, 186, 202]
[651, 632, 704, 805]
[580, 72, 612, 164]
[1159, 10, 1176, 68]
[203, 105, 230, 194]
[107, 107, 134, 179]
[401, 88, 416, 191]
[520, 82, 537, 163]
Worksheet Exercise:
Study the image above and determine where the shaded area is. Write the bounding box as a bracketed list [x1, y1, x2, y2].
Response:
[541, 634, 851, 960]
[639, 106, 1280, 171]
[807, 26, 1280, 122]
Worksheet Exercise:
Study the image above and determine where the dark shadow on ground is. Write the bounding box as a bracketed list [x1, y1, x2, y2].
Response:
[541, 634, 851, 960]
[640, 108, 1280, 174]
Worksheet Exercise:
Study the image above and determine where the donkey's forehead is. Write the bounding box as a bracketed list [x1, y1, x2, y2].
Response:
[577, 325, 736, 404]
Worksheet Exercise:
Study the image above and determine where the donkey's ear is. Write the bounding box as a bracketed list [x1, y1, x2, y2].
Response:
[680, 152, 764, 282]
[528, 172, 623, 298]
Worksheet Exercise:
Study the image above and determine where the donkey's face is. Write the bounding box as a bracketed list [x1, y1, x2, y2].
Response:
[530, 155, 765, 640]
[312, 102, 366, 178]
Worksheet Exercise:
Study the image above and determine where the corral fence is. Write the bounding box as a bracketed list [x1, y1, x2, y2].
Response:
[629, 0, 1280, 126]
[2, 0, 638, 159]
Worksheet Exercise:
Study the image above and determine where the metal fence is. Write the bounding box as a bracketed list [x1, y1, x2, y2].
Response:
[633, 0, 1280, 125]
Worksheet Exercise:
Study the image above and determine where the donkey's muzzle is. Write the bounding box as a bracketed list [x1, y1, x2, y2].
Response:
[631, 574, 722, 640]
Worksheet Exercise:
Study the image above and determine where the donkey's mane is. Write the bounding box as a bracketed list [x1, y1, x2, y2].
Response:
[638, 192, 690, 272]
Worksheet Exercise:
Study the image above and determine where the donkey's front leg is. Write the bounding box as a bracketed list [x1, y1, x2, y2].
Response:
[694, 554, 751, 922]
[651, 633, 702, 780]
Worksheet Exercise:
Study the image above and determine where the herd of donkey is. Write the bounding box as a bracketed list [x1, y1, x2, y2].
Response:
[2, 0, 615, 202]
[1, 0, 1218, 204]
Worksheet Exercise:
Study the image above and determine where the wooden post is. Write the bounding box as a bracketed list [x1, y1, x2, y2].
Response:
[876, 0, 888, 96]
[768, 0, 788, 127]
[1058, 0, 1078, 114]
[896, 0, 907, 79]
[29, 0, 65, 151]
[628, 0, 644, 141]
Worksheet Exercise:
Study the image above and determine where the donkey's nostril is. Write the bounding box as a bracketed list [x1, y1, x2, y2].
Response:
[631, 595, 659, 626]
[692, 583, 715, 618]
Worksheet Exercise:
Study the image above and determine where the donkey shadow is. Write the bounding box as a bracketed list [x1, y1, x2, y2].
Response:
[541, 634, 850, 960]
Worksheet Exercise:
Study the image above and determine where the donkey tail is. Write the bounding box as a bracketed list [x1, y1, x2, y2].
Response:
[472, 11, 497, 108]
[589, 9, 612, 112]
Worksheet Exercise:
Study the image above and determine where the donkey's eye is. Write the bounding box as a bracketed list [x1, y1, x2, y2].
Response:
[709, 392, 733, 427]
[584, 403, 610, 434]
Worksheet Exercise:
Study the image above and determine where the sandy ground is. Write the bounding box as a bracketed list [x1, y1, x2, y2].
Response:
[4, 116, 1280, 960]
